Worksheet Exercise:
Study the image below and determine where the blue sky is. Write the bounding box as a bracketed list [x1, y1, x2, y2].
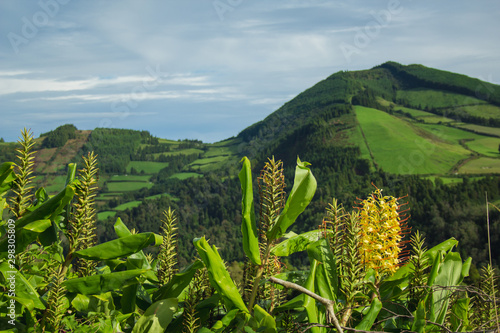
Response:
[1, 0, 499, 143]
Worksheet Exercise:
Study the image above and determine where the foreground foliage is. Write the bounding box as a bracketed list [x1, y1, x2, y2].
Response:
[0, 130, 498, 332]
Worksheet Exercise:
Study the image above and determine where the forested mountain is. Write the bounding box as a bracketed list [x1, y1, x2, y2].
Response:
[2, 61, 500, 272]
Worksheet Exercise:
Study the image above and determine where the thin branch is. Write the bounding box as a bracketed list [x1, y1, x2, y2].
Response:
[269, 276, 343, 333]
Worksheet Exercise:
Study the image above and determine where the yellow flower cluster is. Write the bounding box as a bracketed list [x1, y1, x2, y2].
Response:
[357, 188, 406, 276]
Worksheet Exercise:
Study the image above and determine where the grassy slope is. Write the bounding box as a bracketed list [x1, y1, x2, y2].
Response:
[354, 106, 470, 174]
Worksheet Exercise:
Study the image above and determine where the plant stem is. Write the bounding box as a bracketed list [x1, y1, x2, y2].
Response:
[248, 244, 272, 311]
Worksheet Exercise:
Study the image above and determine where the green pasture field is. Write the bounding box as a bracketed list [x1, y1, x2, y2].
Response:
[414, 123, 498, 157]
[419, 116, 455, 124]
[394, 106, 454, 124]
[109, 175, 151, 182]
[42, 175, 67, 193]
[126, 161, 169, 174]
[203, 144, 239, 158]
[355, 106, 470, 174]
[97, 211, 117, 221]
[189, 155, 232, 171]
[145, 193, 179, 201]
[396, 89, 486, 109]
[457, 124, 500, 137]
[169, 172, 203, 180]
[458, 104, 500, 120]
[422, 176, 464, 185]
[106, 181, 153, 192]
[465, 137, 500, 157]
[395, 106, 437, 117]
[114, 201, 142, 211]
[459, 157, 500, 174]
[348, 123, 373, 165]
[154, 148, 204, 157]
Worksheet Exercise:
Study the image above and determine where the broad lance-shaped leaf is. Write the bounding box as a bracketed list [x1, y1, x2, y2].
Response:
[0, 162, 15, 193]
[253, 304, 277, 332]
[153, 259, 204, 301]
[267, 157, 317, 242]
[14, 184, 75, 230]
[355, 297, 382, 330]
[272, 230, 327, 257]
[193, 237, 248, 313]
[64, 269, 147, 294]
[74, 232, 162, 260]
[450, 298, 470, 331]
[387, 237, 459, 283]
[65, 163, 77, 186]
[307, 238, 339, 303]
[0, 262, 45, 311]
[302, 259, 321, 333]
[0, 184, 75, 258]
[239, 157, 261, 265]
[428, 251, 469, 324]
[113, 218, 157, 282]
[132, 298, 178, 333]
[23, 219, 51, 233]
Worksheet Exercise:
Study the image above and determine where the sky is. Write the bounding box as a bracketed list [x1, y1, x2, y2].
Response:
[1, 0, 499, 143]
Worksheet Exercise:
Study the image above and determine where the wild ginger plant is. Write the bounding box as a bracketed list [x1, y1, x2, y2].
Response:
[157, 207, 179, 285]
[9, 128, 36, 219]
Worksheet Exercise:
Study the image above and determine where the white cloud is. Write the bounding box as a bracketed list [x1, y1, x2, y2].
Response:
[0, 0, 499, 143]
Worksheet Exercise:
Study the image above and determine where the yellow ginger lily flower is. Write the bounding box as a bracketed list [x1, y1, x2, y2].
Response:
[356, 187, 409, 277]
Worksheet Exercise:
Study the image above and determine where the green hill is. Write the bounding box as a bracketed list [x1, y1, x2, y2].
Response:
[2, 61, 500, 268]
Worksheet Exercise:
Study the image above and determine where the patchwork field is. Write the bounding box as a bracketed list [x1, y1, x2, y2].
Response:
[126, 161, 169, 174]
[169, 172, 203, 180]
[414, 124, 499, 158]
[457, 124, 500, 137]
[109, 175, 152, 182]
[114, 201, 142, 210]
[459, 157, 500, 174]
[106, 181, 153, 192]
[354, 106, 470, 174]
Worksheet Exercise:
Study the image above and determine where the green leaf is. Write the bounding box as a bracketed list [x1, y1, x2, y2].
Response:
[424, 238, 458, 263]
[411, 300, 427, 333]
[64, 269, 146, 294]
[74, 233, 162, 260]
[302, 259, 321, 333]
[211, 309, 240, 332]
[121, 283, 138, 314]
[253, 304, 277, 332]
[113, 218, 156, 282]
[307, 238, 338, 303]
[267, 157, 317, 241]
[0, 162, 15, 194]
[153, 259, 204, 301]
[65, 163, 77, 186]
[132, 298, 178, 333]
[71, 294, 91, 312]
[15, 184, 75, 230]
[22, 219, 51, 233]
[272, 230, 324, 257]
[387, 237, 458, 283]
[114, 217, 133, 238]
[239, 157, 261, 265]
[429, 251, 464, 324]
[355, 297, 382, 330]
[450, 298, 470, 332]
[0, 262, 45, 311]
[194, 237, 248, 313]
